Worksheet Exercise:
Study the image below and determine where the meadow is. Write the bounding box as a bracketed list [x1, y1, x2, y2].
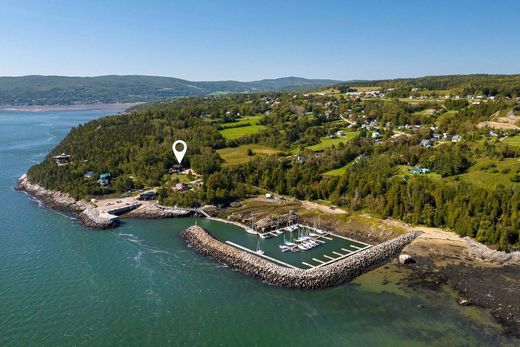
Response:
[219, 115, 266, 140]
[307, 131, 359, 151]
[216, 144, 279, 166]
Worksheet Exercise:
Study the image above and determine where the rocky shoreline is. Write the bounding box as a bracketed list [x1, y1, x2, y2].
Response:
[16, 174, 119, 229]
[16, 174, 199, 228]
[180, 224, 422, 289]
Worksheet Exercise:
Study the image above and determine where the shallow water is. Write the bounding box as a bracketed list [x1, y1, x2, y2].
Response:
[0, 109, 513, 346]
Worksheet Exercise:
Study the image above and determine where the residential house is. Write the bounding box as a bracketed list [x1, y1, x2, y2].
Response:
[420, 139, 433, 148]
[98, 173, 111, 186]
[84, 171, 96, 178]
[173, 182, 189, 192]
[409, 167, 431, 175]
[53, 153, 71, 165]
[137, 191, 157, 201]
[452, 135, 462, 142]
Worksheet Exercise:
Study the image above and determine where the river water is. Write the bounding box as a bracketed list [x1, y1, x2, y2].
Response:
[0, 108, 512, 346]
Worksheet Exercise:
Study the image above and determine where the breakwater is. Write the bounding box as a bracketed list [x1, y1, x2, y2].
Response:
[180, 225, 422, 289]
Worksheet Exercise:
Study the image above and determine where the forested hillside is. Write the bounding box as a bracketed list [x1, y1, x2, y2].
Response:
[28, 87, 520, 250]
[0, 75, 338, 105]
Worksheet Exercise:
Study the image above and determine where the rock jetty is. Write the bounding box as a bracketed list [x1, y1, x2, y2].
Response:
[180, 225, 422, 289]
[16, 174, 117, 229]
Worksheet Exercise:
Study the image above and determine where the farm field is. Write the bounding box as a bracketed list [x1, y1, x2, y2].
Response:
[216, 144, 278, 166]
[219, 115, 266, 140]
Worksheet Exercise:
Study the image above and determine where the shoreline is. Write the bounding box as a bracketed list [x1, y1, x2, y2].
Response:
[15, 174, 520, 337]
[15, 174, 192, 229]
[0, 103, 140, 113]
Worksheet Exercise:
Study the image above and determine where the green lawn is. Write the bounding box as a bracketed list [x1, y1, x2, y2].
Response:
[216, 144, 278, 166]
[502, 135, 520, 147]
[307, 131, 359, 151]
[219, 115, 266, 140]
[323, 166, 348, 176]
[453, 158, 520, 188]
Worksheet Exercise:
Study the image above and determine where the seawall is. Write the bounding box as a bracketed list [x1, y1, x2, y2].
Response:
[180, 225, 422, 289]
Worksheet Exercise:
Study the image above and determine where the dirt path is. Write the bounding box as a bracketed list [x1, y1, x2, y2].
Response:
[301, 200, 347, 214]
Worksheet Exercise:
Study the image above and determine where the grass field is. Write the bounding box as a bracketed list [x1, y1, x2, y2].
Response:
[307, 131, 359, 151]
[323, 165, 349, 176]
[216, 144, 278, 166]
[219, 115, 266, 140]
[502, 135, 520, 147]
[453, 158, 520, 188]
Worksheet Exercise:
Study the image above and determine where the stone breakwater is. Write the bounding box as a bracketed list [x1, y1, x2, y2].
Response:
[180, 225, 422, 289]
[124, 203, 193, 219]
[16, 174, 118, 229]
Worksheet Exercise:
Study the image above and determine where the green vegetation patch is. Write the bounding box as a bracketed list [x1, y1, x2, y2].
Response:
[219, 116, 266, 139]
[216, 144, 278, 166]
[453, 158, 520, 188]
[502, 135, 520, 147]
[307, 131, 359, 151]
[323, 165, 349, 176]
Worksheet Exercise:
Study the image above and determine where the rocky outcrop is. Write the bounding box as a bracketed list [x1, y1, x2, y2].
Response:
[124, 203, 193, 218]
[399, 254, 416, 264]
[180, 225, 422, 289]
[16, 174, 115, 229]
[463, 237, 520, 266]
[16, 174, 88, 212]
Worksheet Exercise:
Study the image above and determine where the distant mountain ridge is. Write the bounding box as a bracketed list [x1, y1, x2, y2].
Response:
[0, 75, 340, 105]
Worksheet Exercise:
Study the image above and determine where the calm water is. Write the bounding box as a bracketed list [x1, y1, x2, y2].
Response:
[208, 223, 370, 269]
[0, 109, 512, 346]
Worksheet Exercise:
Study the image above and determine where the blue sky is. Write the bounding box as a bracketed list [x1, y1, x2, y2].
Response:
[1, 0, 519, 81]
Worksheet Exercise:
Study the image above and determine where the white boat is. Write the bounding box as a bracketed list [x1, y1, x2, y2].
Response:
[256, 239, 264, 255]
[279, 244, 290, 252]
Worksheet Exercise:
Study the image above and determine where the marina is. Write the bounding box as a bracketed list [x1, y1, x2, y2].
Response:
[208, 222, 371, 270]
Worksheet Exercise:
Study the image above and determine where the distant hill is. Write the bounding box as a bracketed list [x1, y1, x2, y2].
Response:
[344, 74, 520, 97]
[0, 75, 340, 105]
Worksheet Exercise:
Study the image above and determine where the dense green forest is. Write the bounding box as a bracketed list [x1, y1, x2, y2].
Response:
[0, 75, 338, 105]
[27, 86, 520, 250]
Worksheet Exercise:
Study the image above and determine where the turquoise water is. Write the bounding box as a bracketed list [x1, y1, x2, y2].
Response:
[0, 109, 512, 346]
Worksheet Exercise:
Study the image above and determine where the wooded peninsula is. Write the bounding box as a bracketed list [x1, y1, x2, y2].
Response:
[27, 74, 520, 251]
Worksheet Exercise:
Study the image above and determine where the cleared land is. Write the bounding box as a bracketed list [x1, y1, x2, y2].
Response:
[307, 131, 359, 151]
[453, 158, 520, 188]
[217, 144, 278, 166]
[219, 115, 266, 140]
[502, 135, 520, 147]
[323, 165, 348, 176]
